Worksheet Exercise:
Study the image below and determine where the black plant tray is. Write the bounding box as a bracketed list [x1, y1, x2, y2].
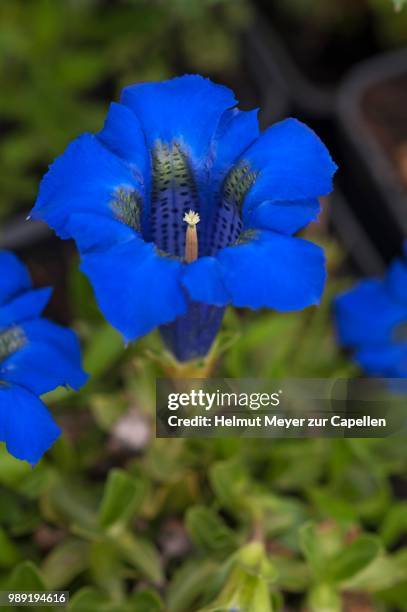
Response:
[336, 48, 407, 262]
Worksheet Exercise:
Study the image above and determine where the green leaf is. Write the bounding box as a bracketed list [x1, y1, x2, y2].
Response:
[41, 479, 97, 532]
[198, 543, 276, 612]
[209, 459, 251, 514]
[0, 528, 21, 568]
[68, 587, 126, 612]
[376, 579, 407, 610]
[326, 536, 381, 583]
[17, 464, 56, 499]
[68, 588, 106, 612]
[309, 488, 358, 523]
[380, 502, 407, 547]
[41, 538, 89, 589]
[84, 324, 124, 380]
[308, 583, 341, 612]
[186, 506, 238, 558]
[269, 555, 309, 592]
[299, 522, 326, 579]
[89, 539, 124, 599]
[167, 559, 218, 612]
[98, 469, 146, 531]
[116, 531, 163, 585]
[129, 588, 163, 611]
[343, 548, 407, 592]
[0, 445, 31, 487]
[7, 561, 46, 591]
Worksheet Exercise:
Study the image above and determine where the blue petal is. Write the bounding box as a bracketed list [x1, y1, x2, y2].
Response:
[238, 118, 337, 215]
[386, 257, 407, 308]
[0, 288, 52, 328]
[22, 319, 85, 363]
[0, 251, 32, 306]
[355, 343, 407, 378]
[243, 198, 321, 235]
[0, 383, 60, 464]
[0, 319, 88, 396]
[31, 134, 143, 239]
[121, 75, 237, 161]
[97, 102, 150, 182]
[80, 239, 187, 339]
[335, 280, 407, 347]
[215, 230, 325, 310]
[182, 257, 229, 306]
[210, 108, 259, 184]
[65, 213, 136, 254]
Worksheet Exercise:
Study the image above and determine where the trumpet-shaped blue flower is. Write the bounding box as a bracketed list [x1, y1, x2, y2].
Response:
[0, 252, 87, 464]
[32, 75, 336, 361]
[335, 244, 407, 377]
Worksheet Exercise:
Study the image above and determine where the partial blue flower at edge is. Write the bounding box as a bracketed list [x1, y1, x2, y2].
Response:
[0, 252, 87, 464]
[335, 244, 407, 378]
[31, 75, 337, 362]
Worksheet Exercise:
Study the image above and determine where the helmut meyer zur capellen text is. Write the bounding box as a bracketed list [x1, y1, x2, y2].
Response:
[167, 413, 387, 430]
[166, 390, 387, 431]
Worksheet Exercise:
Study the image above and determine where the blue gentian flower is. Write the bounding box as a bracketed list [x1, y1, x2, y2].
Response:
[31, 75, 336, 361]
[0, 252, 87, 464]
[335, 244, 407, 377]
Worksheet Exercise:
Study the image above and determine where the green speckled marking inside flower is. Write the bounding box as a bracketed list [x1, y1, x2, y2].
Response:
[223, 160, 259, 211]
[234, 229, 258, 246]
[0, 327, 27, 362]
[111, 187, 142, 232]
[205, 160, 259, 256]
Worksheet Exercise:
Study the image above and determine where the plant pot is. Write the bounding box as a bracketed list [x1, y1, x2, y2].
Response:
[329, 189, 386, 276]
[336, 48, 407, 262]
[251, 1, 406, 120]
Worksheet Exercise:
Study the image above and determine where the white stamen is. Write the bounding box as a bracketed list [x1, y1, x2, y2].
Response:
[183, 210, 200, 227]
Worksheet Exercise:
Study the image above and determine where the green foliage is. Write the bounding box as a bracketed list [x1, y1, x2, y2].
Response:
[98, 469, 146, 531]
[300, 522, 382, 584]
[0, 252, 405, 610]
[197, 542, 278, 612]
[0, 0, 250, 221]
[186, 506, 239, 558]
[7, 561, 46, 591]
[0, 2, 405, 610]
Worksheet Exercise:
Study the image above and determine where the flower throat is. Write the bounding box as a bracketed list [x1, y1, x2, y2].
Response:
[150, 141, 200, 258]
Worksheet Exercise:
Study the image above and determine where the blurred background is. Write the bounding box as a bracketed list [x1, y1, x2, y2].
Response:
[0, 1, 406, 611]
